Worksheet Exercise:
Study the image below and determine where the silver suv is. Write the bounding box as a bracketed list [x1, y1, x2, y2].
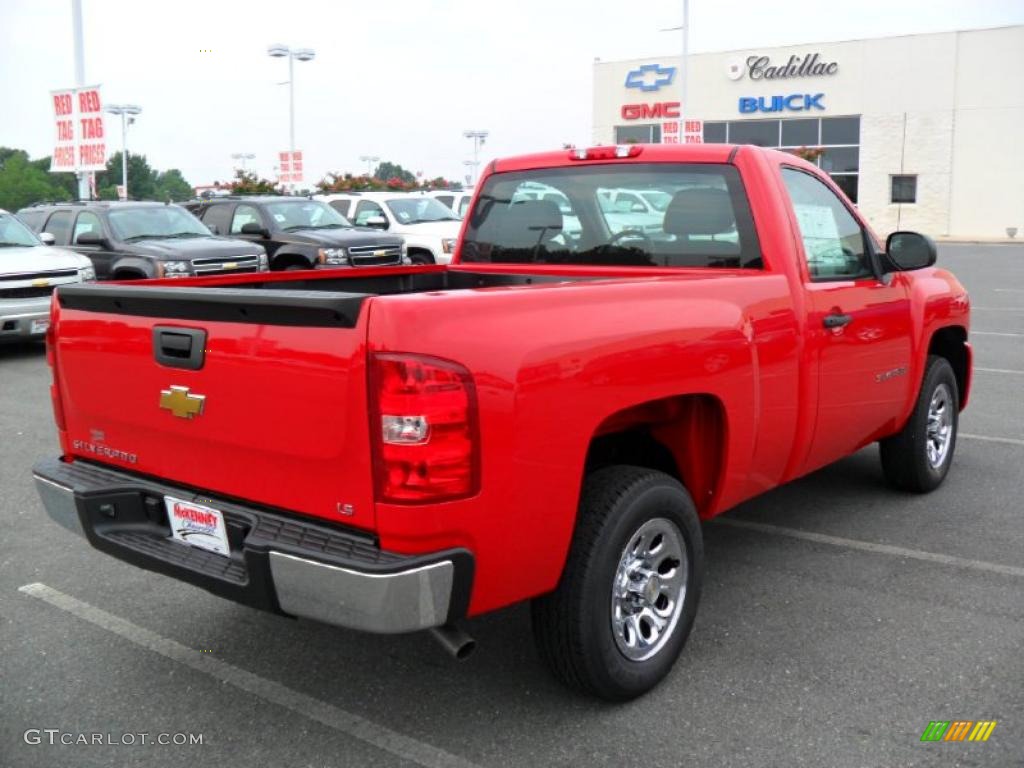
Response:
[0, 210, 94, 344]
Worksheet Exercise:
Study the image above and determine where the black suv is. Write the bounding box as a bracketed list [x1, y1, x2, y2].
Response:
[184, 196, 405, 270]
[17, 201, 268, 280]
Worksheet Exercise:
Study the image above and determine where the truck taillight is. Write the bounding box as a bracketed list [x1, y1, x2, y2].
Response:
[371, 353, 479, 503]
[45, 315, 66, 431]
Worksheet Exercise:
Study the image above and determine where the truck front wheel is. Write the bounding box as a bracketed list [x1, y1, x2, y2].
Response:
[879, 355, 959, 493]
[531, 466, 703, 700]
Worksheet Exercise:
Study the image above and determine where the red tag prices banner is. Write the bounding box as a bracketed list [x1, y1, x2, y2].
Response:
[50, 85, 107, 173]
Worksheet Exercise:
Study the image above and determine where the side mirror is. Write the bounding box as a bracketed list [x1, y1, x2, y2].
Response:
[39, 232, 56, 245]
[364, 215, 389, 230]
[885, 231, 937, 271]
[240, 222, 267, 237]
[75, 232, 106, 247]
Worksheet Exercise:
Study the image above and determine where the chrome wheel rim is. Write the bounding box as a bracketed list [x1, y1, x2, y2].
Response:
[611, 517, 688, 662]
[925, 383, 954, 469]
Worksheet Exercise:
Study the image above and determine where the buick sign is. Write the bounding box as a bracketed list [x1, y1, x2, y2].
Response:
[739, 93, 825, 113]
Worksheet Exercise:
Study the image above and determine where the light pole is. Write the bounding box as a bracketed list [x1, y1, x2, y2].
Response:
[660, 0, 690, 144]
[462, 130, 488, 186]
[268, 43, 316, 192]
[231, 152, 255, 172]
[359, 154, 380, 176]
[105, 104, 142, 199]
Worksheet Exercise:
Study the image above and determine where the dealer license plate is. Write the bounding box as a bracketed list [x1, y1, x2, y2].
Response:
[165, 496, 231, 556]
[30, 319, 50, 335]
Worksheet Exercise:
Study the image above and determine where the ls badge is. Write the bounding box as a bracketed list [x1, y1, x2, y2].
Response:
[159, 385, 206, 419]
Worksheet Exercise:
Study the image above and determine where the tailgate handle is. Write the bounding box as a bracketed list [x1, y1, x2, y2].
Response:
[153, 326, 207, 370]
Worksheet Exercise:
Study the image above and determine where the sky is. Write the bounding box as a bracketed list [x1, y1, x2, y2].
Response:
[1, 0, 1022, 189]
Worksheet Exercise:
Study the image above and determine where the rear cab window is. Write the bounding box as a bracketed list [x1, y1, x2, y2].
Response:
[460, 163, 762, 269]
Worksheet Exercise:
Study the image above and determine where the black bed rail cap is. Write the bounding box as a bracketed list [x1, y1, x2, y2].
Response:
[56, 283, 368, 328]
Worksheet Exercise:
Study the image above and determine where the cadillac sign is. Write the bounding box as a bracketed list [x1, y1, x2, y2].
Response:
[728, 52, 839, 81]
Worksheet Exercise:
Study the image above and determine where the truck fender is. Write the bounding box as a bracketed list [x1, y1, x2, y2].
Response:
[110, 257, 158, 279]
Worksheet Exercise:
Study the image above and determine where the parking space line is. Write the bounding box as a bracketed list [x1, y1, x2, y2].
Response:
[17, 583, 481, 768]
[993, 289, 1024, 293]
[961, 432, 1024, 447]
[975, 367, 1024, 375]
[971, 331, 1024, 337]
[970, 307, 1024, 311]
[712, 519, 1024, 578]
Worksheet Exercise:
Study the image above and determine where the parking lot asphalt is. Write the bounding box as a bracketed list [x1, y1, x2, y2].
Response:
[1, 243, 1021, 768]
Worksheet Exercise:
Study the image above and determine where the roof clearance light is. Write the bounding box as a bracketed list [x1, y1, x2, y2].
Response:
[568, 145, 644, 161]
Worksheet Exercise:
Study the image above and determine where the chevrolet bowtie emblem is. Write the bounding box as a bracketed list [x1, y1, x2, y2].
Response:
[32, 278, 51, 287]
[374, 250, 386, 257]
[159, 385, 206, 419]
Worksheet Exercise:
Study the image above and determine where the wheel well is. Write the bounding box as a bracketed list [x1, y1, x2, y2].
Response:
[407, 248, 435, 264]
[585, 394, 726, 516]
[928, 326, 968, 400]
[271, 253, 312, 270]
[112, 269, 147, 280]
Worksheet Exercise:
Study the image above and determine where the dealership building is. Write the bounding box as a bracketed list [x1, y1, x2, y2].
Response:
[592, 25, 1024, 238]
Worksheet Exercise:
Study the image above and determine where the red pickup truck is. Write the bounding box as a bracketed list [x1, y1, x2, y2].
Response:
[33, 144, 971, 700]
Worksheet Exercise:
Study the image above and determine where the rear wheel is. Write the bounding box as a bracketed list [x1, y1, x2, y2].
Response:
[531, 466, 703, 701]
[880, 355, 959, 492]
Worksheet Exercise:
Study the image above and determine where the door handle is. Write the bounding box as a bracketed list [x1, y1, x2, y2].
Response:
[823, 312, 853, 329]
[153, 326, 207, 370]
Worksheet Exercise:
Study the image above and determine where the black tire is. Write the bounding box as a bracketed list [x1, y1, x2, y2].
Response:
[880, 355, 959, 493]
[531, 466, 703, 701]
[408, 251, 434, 265]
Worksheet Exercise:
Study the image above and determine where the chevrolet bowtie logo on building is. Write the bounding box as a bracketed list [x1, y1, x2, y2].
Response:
[921, 720, 997, 742]
[624, 64, 676, 92]
[159, 385, 206, 419]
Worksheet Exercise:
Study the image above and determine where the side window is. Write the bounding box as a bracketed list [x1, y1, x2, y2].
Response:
[231, 204, 262, 234]
[458, 196, 471, 217]
[781, 168, 872, 280]
[72, 211, 103, 244]
[328, 199, 350, 218]
[44, 210, 73, 244]
[435, 195, 454, 208]
[17, 210, 45, 231]
[201, 205, 232, 235]
[353, 201, 385, 226]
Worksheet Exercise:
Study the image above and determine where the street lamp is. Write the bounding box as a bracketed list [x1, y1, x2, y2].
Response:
[104, 104, 142, 199]
[462, 130, 488, 186]
[231, 152, 255, 172]
[359, 154, 380, 176]
[268, 43, 316, 192]
[660, 0, 690, 145]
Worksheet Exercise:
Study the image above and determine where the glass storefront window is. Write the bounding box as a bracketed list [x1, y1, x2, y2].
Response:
[830, 174, 858, 203]
[820, 146, 859, 174]
[614, 124, 662, 144]
[821, 117, 859, 145]
[781, 118, 819, 147]
[727, 120, 780, 147]
[704, 122, 727, 143]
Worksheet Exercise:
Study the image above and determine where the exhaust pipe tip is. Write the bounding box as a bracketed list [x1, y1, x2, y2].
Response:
[429, 623, 476, 660]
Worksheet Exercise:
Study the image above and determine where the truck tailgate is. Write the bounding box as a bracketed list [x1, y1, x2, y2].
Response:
[51, 285, 377, 531]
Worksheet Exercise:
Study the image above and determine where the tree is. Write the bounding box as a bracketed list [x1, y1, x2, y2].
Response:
[154, 169, 193, 201]
[373, 161, 415, 184]
[0, 150, 72, 211]
[228, 169, 280, 195]
[96, 151, 158, 200]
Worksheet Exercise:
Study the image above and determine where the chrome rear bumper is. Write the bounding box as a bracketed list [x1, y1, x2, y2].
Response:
[32, 458, 471, 634]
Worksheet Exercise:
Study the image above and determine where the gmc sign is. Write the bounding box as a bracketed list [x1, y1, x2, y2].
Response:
[621, 102, 680, 120]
